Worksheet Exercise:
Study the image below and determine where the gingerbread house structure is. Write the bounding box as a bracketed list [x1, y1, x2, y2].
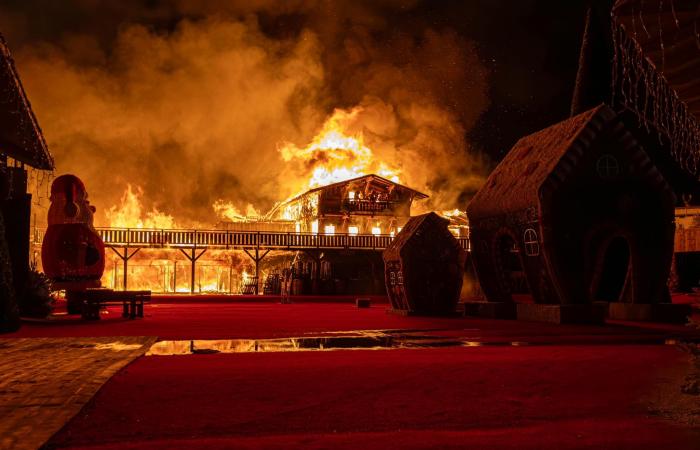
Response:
[467, 105, 678, 319]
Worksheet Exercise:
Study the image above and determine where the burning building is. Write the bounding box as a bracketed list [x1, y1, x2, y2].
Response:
[261, 174, 432, 296]
[270, 174, 428, 236]
[34, 173, 455, 297]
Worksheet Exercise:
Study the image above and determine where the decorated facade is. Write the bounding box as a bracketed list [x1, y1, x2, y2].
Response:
[271, 174, 428, 235]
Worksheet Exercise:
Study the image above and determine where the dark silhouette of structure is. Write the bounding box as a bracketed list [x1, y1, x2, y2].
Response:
[383, 212, 465, 315]
[0, 33, 53, 332]
[467, 105, 678, 321]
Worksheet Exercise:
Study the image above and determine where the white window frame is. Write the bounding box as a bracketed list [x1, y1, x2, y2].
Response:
[523, 228, 540, 256]
[596, 154, 620, 179]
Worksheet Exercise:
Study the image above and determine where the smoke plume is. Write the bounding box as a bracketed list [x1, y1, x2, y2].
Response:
[4, 0, 490, 226]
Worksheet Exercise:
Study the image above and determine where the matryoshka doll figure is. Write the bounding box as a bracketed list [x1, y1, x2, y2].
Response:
[41, 174, 105, 286]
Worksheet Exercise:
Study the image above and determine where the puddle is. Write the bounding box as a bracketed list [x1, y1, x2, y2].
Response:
[144, 329, 700, 356]
[145, 331, 537, 356]
[20, 341, 148, 352]
[93, 342, 145, 351]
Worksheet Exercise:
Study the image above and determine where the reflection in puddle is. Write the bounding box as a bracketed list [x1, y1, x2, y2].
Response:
[145, 331, 530, 356]
[93, 342, 145, 351]
[148, 340, 192, 355]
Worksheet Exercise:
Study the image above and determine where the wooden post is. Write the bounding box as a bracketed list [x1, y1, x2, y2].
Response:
[229, 259, 233, 294]
[255, 247, 259, 291]
[179, 247, 207, 294]
[108, 247, 141, 291]
[173, 260, 177, 292]
[243, 246, 270, 295]
[191, 249, 196, 293]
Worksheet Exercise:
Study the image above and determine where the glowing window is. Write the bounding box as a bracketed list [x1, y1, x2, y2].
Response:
[324, 225, 335, 235]
[295, 222, 301, 233]
[397, 227, 402, 233]
[523, 228, 539, 256]
[348, 226, 359, 235]
[311, 221, 319, 234]
[371, 227, 381, 235]
[596, 154, 619, 179]
[348, 191, 355, 200]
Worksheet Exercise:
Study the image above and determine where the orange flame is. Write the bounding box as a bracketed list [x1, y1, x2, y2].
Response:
[104, 184, 177, 229]
[440, 208, 467, 219]
[279, 107, 400, 191]
[213, 200, 260, 222]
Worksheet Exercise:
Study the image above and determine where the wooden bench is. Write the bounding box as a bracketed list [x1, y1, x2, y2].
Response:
[70, 289, 151, 320]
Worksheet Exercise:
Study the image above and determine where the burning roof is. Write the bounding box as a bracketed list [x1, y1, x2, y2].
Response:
[267, 174, 428, 222]
[0, 33, 53, 170]
[284, 174, 428, 203]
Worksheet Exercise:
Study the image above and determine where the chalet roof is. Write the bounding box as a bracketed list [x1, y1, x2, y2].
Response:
[0, 33, 53, 170]
[288, 174, 428, 202]
[305, 174, 428, 198]
[467, 104, 616, 220]
[383, 212, 448, 261]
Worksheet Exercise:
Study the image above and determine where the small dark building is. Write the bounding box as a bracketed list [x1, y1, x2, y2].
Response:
[467, 105, 676, 308]
[383, 212, 465, 315]
[0, 33, 54, 331]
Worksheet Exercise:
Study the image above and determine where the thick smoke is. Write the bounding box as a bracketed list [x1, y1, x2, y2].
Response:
[6, 0, 490, 226]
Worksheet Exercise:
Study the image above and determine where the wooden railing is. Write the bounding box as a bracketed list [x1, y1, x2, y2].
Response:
[33, 227, 471, 252]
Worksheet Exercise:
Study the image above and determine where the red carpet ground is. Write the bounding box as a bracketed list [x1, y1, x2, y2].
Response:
[5, 299, 698, 449]
[4, 300, 699, 341]
[47, 345, 698, 450]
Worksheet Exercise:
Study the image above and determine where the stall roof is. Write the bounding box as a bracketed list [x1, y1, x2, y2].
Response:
[0, 33, 53, 170]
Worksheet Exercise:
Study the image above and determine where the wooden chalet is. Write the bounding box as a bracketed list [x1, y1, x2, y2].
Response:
[273, 174, 428, 235]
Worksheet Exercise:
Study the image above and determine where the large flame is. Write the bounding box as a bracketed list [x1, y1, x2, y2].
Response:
[97, 107, 426, 293]
[213, 200, 260, 222]
[104, 184, 177, 229]
[279, 107, 400, 191]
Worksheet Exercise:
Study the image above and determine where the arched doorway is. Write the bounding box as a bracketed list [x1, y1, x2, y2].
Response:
[594, 236, 630, 302]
